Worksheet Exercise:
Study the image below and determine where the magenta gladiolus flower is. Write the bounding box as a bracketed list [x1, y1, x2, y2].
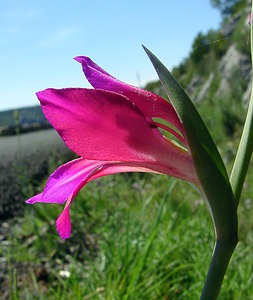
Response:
[26, 56, 199, 239]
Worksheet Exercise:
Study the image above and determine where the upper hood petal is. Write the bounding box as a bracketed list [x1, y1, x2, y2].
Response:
[74, 56, 183, 132]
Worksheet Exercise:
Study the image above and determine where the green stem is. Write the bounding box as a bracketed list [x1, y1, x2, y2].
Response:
[230, 4, 253, 205]
[200, 238, 237, 300]
[200, 7, 253, 299]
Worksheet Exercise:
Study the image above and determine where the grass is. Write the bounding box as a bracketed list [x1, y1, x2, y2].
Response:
[1, 104, 253, 299]
[2, 162, 253, 299]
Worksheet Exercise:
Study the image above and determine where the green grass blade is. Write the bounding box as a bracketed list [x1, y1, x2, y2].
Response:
[123, 181, 175, 299]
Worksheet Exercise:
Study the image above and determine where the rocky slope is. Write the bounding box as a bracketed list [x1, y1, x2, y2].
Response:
[191, 14, 251, 105]
[146, 2, 252, 110]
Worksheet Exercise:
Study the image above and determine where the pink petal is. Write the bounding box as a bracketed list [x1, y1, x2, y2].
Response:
[74, 56, 183, 131]
[25, 158, 161, 239]
[26, 193, 43, 204]
[26, 157, 198, 239]
[37, 88, 192, 181]
[26, 158, 108, 205]
[26, 157, 173, 206]
[56, 203, 71, 239]
[52, 159, 162, 239]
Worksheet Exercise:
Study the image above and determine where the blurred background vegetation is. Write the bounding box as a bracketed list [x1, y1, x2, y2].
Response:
[1, 0, 253, 299]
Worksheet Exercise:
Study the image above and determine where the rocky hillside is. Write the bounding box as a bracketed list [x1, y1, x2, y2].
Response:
[186, 11, 251, 105]
[145, 0, 252, 153]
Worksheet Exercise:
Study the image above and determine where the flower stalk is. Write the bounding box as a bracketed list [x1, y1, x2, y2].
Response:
[201, 4, 253, 298]
[200, 239, 237, 300]
[230, 3, 253, 206]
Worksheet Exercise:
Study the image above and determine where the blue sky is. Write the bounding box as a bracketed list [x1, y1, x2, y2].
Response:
[0, 0, 221, 111]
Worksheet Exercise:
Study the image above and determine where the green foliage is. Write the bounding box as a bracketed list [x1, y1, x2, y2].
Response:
[210, 0, 247, 17]
[0, 106, 46, 127]
[190, 32, 211, 63]
[194, 69, 246, 170]
[1, 173, 210, 299]
[222, 69, 247, 136]
[189, 29, 229, 76]
[190, 30, 227, 63]
[3, 162, 253, 299]
[231, 12, 251, 54]
[0, 106, 50, 136]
